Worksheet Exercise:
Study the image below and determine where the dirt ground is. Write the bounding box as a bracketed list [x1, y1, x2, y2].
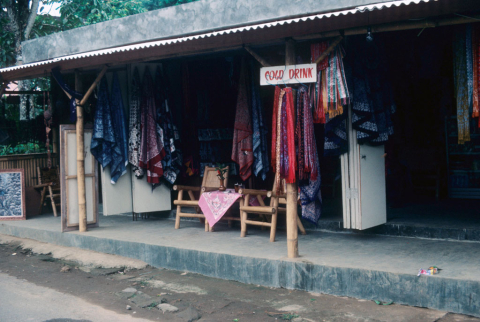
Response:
[0, 235, 478, 322]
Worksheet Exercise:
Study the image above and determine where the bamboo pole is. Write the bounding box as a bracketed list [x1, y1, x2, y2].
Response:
[285, 39, 299, 259]
[75, 70, 87, 232]
[244, 46, 271, 67]
[79, 66, 108, 106]
[314, 36, 343, 65]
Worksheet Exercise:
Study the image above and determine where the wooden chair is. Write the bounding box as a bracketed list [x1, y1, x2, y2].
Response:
[173, 166, 230, 231]
[33, 167, 61, 217]
[239, 180, 306, 242]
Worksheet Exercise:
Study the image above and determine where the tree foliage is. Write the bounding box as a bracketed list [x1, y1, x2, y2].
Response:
[0, 0, 199, 68]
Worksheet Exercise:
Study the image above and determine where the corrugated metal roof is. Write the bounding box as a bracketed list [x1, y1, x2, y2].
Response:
[0, 0, 430, 75]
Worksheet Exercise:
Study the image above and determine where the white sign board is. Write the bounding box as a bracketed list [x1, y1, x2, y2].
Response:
[260, 64, 317, 86]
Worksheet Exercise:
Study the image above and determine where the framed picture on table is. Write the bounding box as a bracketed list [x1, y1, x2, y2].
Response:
[0, 169, 26, 220]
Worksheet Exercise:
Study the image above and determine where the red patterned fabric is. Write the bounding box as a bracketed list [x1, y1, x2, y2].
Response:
[312, 71, 326, 124]
[232, 60, 254, 181]
[296, 89, 306, 182]
[271, 86, 281, 171]
[311, 42, 329, 70]
[284, 88, 296, 183]
[139, 68, 165, 184]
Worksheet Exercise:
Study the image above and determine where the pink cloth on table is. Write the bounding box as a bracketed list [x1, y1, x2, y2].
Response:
[198, 189, 242, 228]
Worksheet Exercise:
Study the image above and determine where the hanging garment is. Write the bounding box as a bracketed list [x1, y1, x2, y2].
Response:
[298, 86, 322, 224]
[139, 68, 165, 184]
[301, 87, 319, 181]
[312, 70, 326, 124]
[350, 40, 396, 145]
[472, 25, 479, 123]
[299, 166, 322, 224]
[51, 67, 83, 122]
[325, 46, 350, 117]
[271, 86, 281, 171]
[250, 61, 269, 180]
[109, 72, 128, 184]
[274, 90, 285, 195]
[91, 77, 121, 174]
[282, 88, 296, 184]
[311, 42, 329, 71]
[474, 25, 480, 127]
[128, 67, 144, 178]
[296, 88, 306, 183]
[155, 66, 181, 187]
[231, 59, 254, 181]
[454, 26, 471, 144]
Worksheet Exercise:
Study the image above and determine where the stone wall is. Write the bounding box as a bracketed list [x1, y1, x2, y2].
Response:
[0, 173, 23, 217]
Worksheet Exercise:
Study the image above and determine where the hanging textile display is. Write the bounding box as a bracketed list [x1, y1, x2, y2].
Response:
[231, 59, 254, 181]
[51, 67, 83, 122]
[474, 25, 480, 128]
[128, 68, 144, 178]
[271, 86, 281, 171]
[139, 68, 166, 184]
[311, 42, 329, 71]
[454, 26, 471, 144]
[250, 61, 269, 181]
[109, 72, 128, 183]
[155, 66, 182, 187]
[299, 87, 318, 182]
[91, 77, 123, 181]
[274, 89, 285, 195]
[325, 46, 349, 117]
[281, 88, 296, 184]
[350, 43, 396, 145]
[299, 158, 322, 224]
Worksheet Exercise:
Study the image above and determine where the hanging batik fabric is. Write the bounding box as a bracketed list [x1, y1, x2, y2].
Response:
[318, 44, 349, 156]
[91, 77, 122, 178]
[454, 26, 471, 144]
[274, 89, 285, 195]
[51, 67, 83, 122]
[250, 61, 269, 180]
[271, 86, 281, 171]
[299, 154, 322, 224]
[281, 88, 296, 184]
[310, 42, 329, 124]
[325, 46, 349, 117]
[232, 59, 254, 181]
[128, 68, 144, 178]
[295, 86, 322, 224]
[139, 68, 165, 184]
[474, 24, 480, 129]
[109, 72, 128, 183]
[472, 25, 479, 126]
[155, 66, 182, 187]
[350, 39, 395, 144]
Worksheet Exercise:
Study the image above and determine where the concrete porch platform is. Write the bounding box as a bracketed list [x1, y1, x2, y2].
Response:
[1, 214, 479, 317]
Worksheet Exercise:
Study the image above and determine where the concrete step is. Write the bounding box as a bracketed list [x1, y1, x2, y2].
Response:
[315, 219, 480, 242]
[1, 214, 479, 318]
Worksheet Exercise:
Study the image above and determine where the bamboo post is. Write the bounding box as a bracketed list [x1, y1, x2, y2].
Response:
[244, 46, 271, 67]
[75, 71, 87, 232]
[314, 36, 343, 65]
[79, 66, 108, 106]
[285, 39, 299, 258]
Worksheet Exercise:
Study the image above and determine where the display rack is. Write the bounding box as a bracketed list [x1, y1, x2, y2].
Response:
[445, 117, 480, 199]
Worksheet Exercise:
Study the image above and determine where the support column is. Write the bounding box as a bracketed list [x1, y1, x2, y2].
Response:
[285, 39, 299, 258]
[75, 71, 87, 232]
